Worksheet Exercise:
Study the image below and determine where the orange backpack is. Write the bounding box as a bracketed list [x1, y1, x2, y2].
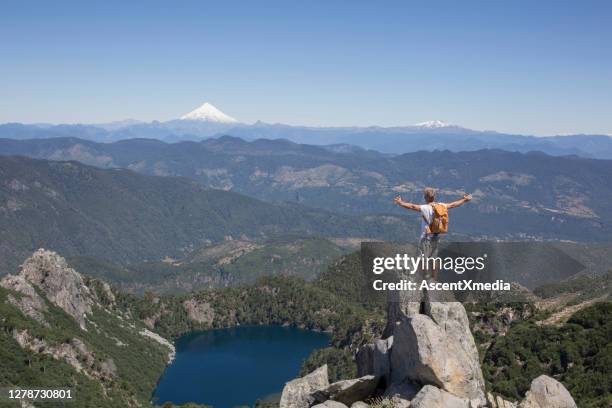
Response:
[425, 203, 449, 234]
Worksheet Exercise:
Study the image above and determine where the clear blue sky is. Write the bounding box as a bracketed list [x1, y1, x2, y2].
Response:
[1, 0, 611, 135]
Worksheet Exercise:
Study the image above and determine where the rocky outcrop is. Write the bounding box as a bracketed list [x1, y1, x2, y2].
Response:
[391, 313, 486, 406]
[1, 274, 48, 325]
[13, 329, 115, 381]
[313, 376, 379, 406]
[424, 301, 481, 365]
[410, 385, 470, 408]
[356, 337, 392, 383]
[280, 365, 329, 408]
[519, 375, 577, 408]
[284, 307, 580, 408]
[3, 249, 96, 330]
[287, 278, 580, 408]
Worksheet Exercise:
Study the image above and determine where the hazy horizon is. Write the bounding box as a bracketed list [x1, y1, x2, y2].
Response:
[1, 0, 611, 135]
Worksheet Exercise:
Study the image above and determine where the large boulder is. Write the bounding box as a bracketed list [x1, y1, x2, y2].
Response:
[410, 385, 470, 408]
[313, 375, 379, 406]
[424, 301, 480, 363]
[280, 365, 329, 408]
[356, 336, 393, 383]
[384, 287, 423, 337]
[390, 313, 486, 406]
[519, 375, 577, 408]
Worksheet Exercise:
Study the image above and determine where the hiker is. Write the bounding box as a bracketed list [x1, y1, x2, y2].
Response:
[394, 188, 472, 280]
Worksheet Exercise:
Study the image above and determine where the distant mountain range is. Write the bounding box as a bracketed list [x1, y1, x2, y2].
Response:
[2, 136, 611, 242]
[1, 102, 611, 158]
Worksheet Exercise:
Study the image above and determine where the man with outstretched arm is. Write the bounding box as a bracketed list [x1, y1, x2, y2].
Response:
[394, 188, 472, 280]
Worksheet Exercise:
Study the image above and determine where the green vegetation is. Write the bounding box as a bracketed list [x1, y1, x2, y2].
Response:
[482, 302, 612, 408]
[300, 347, 357, 383]
[534, 271, 611, 304]
[4, 136, 612, 242]
[69, 237, 346, 294]
[0, 156, 415, 272]
[123, 274, 379, 347]
[2, 244, 610, 408]
[0, 248, 385, 407]
[0, 285, 169, 407]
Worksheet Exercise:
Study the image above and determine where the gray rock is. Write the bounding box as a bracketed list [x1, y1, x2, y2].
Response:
[387, 397, 411, 408]
[382, 382, 417, 408]
[390, 314, 486, 406]
[280, 365, 329, 408]
[424, 301, 480, 363]
[487, 392, 517, 408]
[350, 402, 369, 408]
[312, 401, 348, 408]
[0, 274, 48, 325]
[519, 375, 577, 408]
[383, 381, 419, 400]
[314, 375, 379, 406]
[356, 336, 393, 382]
[410, 385, 470, 408]
[384, 289, 423, 337]
[19, 249, 95, 330]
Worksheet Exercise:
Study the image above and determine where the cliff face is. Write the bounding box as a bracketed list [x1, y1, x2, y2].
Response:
[14, 249, 94, 329]
[280, 288, 578, 408]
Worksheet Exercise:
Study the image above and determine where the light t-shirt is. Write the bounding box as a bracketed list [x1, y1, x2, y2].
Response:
[419, 203, 446, 238]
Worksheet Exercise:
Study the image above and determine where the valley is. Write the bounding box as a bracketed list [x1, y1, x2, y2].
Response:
[0, 248, 609, 407]
[0, 155, 412, 273]
[0, 128, 611, 407]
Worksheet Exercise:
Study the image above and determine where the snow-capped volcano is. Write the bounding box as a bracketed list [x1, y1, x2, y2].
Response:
[414, 120, 452, 128]
[180, 102, 239, 123]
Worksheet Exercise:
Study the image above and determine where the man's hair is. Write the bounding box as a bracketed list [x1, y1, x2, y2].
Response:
[423, 188, 436, 203]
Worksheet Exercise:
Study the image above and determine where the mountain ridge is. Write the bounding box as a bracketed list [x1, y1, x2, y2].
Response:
[0, 155, 415, 273]
[1, 121, 611, 158]
[2, 136, 611, 241]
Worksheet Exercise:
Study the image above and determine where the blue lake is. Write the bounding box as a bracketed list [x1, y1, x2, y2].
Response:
[153, 325, 330, 407]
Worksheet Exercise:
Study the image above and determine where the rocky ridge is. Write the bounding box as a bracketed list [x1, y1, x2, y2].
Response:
[280, 289, 578, 408]
[0, 249, 176, 376]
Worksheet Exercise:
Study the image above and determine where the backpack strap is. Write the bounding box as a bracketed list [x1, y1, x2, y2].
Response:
[422, 203, 434, 233]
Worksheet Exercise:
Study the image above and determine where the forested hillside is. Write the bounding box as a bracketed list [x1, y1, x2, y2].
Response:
[2, 136, 611, 240]
[0, 156, 413, 272]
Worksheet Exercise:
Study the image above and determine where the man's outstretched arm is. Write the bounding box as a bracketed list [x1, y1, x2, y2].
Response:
[446, 194, 473, 209]
[394, 196, 421, 212]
